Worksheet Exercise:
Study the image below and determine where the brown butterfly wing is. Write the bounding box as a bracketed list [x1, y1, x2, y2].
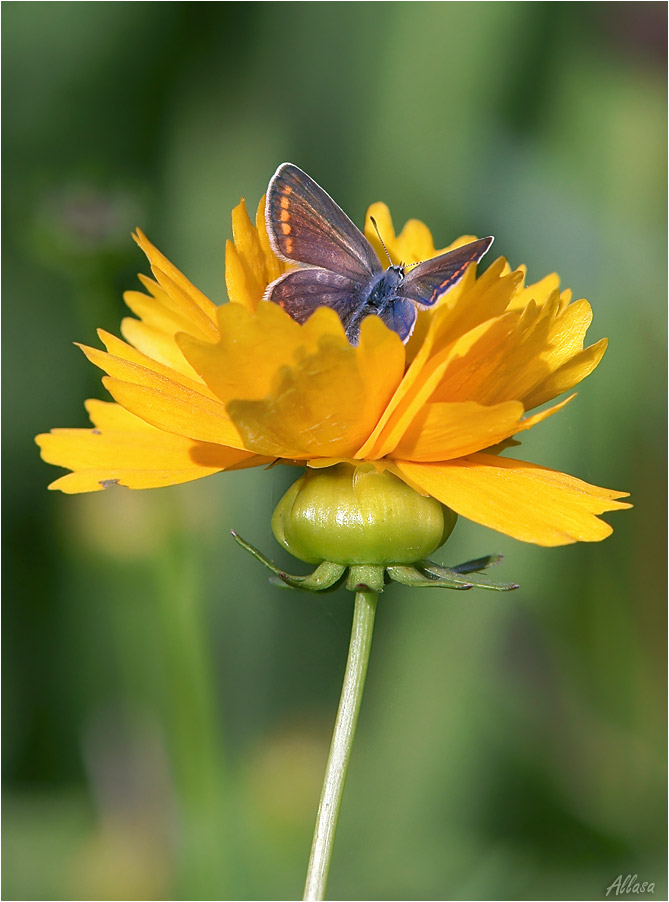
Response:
[402, 237, 494, 307]
[266, 163, 382, 283]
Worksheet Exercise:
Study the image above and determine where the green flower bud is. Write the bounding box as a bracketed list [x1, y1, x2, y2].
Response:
[272, 463, 457, 566]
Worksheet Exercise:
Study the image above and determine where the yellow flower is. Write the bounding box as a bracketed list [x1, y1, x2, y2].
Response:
[35, 190, 630, 546]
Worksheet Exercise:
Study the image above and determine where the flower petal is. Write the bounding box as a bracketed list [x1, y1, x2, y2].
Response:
[133, 229, 219, 328]
[90, 330, 217, 396]
[358, 310, 520, 459]
[123, 274, 218, 341]
[431, 260, 523, 350]
[393, 218, 443, 263]
[507, 272, 561, 310]
[356, 259, 526, 459]
[513, 393, 576, 431]
[224, 198, 286, 310]
[430, 293, 563, 406]
[393, 454, 631, 546]
[389, 400, 525, 462]
[84, 399, 160, 431]
[119, 318, 203, 379]
[36, 400, 262, 494]
[403, 257, 515, 366]
[121, 270, 218, 379]
[78, 334, 245, 447]
[428, 293, 606, 410]
[522, 338, 608, 411]
[102, 377, 244, 447]
[226, 313, 404, 459]
[177, 301, 327, 403]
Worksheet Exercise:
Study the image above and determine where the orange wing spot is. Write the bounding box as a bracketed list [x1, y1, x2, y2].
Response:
[284, 185, 293, 195]
[280, 196, 290, 209]
[281, 222, 292, 235]
[285, 237, 294, 253]
[280, 209, 290, 222]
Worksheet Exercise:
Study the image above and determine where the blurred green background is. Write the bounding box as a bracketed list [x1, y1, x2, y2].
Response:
[3, 3, 666, 899]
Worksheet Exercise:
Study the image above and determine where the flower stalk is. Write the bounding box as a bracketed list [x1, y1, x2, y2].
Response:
[233, 463, 518, 898]
[303, 589, 378, 902]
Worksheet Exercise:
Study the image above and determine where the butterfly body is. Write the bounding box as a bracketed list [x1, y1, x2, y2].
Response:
[365, 265, 405, 308]
[341, 264, 405, 336]
[264, 163, 493, 345]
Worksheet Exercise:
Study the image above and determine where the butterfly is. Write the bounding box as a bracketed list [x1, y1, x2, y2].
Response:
[263, 163, 494, 345]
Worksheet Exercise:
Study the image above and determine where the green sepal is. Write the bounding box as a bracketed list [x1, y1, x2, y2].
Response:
[231, 531, 345, 591]
[233, 531, 518, 595]
[419, 558, 519, 591]
[386, 564, 473, 590]
[271, 560, 347, 591]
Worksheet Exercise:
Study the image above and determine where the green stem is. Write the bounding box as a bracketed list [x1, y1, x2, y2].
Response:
[303, 589, 378, 901]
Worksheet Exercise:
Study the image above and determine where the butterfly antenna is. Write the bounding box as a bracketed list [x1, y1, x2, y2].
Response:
[370, 216, 393, 265]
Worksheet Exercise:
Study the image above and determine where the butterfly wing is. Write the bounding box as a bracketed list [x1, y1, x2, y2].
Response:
[377, 299, 418, 343]
[264, 268, 366, 336]
[266, 163, 383, 283]
[402, 236, 494, 307]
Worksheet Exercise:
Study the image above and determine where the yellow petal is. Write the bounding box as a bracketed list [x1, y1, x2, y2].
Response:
[557, 288, 573, 314]
[178, 301, 401, 412]
[357, 259, 525, 459]
[102, 377, 245, 448]
[44, 465, 228, 493]
[226, 314, 404, 459]
[79, 335, 242, 447]
[85, 399, 155, 430]
[429, 294, 564, 406]
[394, 219, 441, 264]
[224, 240, 253, 310]
[432, 293, 605, 410]
[476, 396, 575, 455]
[390, 401, 525, 462]
[123, 276, 217, 341]
[509, 298, 603, 410]
[120, 318, 203, 379]
[385, 389, 571, 466]
[224, 197, 286, 310]
[228, 198, 267, 307]
[35, 401, 262, 494]
[133, 229, 219, 327]
[121, 266, 219, 378]
[404, 257, 521, 372]
[513, 393, 576, 432]
[507, 272, 561, 310]
[82, 332, 220, 400]
[36, 425, 251, 472]
[178, 302, 331, 402]
[354, 312, 406, 416]
[539, 298, 593, 361]
[358, 310, 520, 459]
[400, 266, 476, 371]
[306, 456, 361, 469]
[402, 247, 512, 368]
[394, 454, 631, 546]
[523, 339, 608, 411]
